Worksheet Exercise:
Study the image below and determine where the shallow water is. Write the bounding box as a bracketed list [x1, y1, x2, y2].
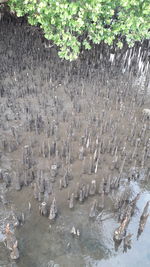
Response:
[0, 14, 150, 267]
[1, 180, 150, 267]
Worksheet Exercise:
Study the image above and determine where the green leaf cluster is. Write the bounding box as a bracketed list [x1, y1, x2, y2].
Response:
[7, 0, 150, 60]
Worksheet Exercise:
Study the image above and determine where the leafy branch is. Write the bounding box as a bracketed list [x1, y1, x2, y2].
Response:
[3, 0, 150, 60]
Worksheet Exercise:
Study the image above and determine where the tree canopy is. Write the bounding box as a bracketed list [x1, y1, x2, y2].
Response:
[3, 0, 150, 60]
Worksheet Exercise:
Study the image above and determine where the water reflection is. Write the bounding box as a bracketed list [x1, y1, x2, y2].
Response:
[0, 179, 149, 266]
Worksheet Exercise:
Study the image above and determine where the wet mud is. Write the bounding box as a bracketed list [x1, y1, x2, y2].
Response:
[0, 14, 150, 267]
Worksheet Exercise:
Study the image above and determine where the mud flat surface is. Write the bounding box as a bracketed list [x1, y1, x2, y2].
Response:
[0, 14, 150, 267]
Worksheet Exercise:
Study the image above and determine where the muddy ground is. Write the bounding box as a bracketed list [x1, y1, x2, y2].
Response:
[0, 14, 150, 267]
